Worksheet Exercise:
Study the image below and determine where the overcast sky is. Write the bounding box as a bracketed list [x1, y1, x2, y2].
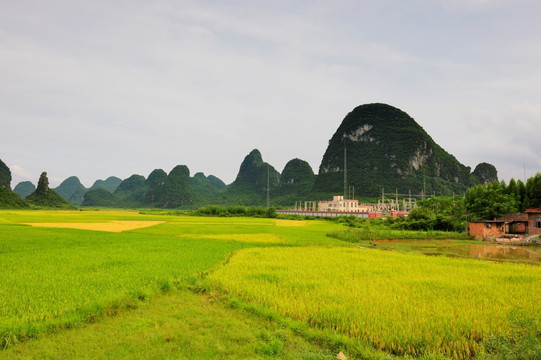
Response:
[2, 0, 541, 188]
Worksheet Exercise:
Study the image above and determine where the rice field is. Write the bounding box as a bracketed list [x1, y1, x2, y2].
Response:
[24, 220, 165, 232]
[208, 247, 541, 359]
[1, 210, 540, 359]
[0, 210, 339, 349]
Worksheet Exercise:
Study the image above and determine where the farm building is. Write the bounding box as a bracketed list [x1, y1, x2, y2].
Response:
[469, 208, 541, 238]
[527, 208, 541, 235]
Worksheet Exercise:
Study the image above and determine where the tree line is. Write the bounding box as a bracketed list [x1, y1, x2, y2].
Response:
[382, 173, 541, 233]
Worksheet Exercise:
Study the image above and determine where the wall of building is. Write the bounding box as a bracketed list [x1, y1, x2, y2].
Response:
[318, 195, 361, 212]
[527, 212, 541, 235]
[276, 210, 370, 219]
[469, 222, 506, 238]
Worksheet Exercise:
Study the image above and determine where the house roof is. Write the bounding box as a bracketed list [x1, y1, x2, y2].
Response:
[469, 220, 505, 224]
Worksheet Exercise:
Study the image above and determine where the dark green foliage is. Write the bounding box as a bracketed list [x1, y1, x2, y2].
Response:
[113, 174, 147, 207]
[81, 188, 116, 206]
[472, 162, 498, 185]
[0, 158, 11, 190]
[192, 205, 273, 218]
[82, 167, 209, 209]
[144, 169, 167, 206]
[388, 196, 467, 232]
[525, 173, 541, 208]
[266, 206, 277, 218]
[159, 165, 198, 208]
[465, 181, 518, 221]
[207, 175, 226, 190]
[272, 158, 315, 205]
[36, 172, 49, 194]
[216, 149, 280, 206]
[312, 103, 494, 199]
[190, 172, 226, 200]
[115, 174, 146, 194]
[417, 196, 467, 220]
[517, 180, 527, 212]
[13, 181, 35, 199]
[0, 160, 29, 208]
[393, 212, 465, 232]
[234, 150, 280, 192]
[53, 176, 87, 205]
[0, 187, 29, 208]
[26, 172, 75, 209]
[90, 176, 122, 193]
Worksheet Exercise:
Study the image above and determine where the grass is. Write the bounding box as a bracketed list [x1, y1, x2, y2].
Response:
[0, 224, 244, 347]
[327, 227, 471, 242]
[3, 289, 336, 360]
[0, 210, 341, 349]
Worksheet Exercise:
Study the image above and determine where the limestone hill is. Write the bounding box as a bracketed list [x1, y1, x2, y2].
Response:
[13, 181, 36, 199]
[26, 172, 75, 209]
[82, 166, 222, 208]
[54, 176, 87, 205]
[0, 159, 10, 190]
[312, 103, 496, 198]
[90, 176, 122, 193]
[272, 158, 315, 205]
[190, 172, 226, 200]
[0, 159, 29, 209]
[214, 149, 280, 206]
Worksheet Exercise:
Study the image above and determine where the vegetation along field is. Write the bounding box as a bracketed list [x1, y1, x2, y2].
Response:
[1, 210, 540, 359]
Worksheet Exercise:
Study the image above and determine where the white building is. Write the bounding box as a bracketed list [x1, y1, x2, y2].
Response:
[318, 195, 363, 212]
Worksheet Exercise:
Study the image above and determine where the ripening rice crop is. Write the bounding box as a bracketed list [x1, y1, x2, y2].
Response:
[177, 233, 285, 244]
[24, 221, 165, 232]
[208, 247, 541, 359]
[0, 211, 334, 349]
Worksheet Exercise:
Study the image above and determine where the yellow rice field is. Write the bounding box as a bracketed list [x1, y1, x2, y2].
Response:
[274, 219, 308, 227]
[24, 221, 166, 233]
[209, 246, 541, 359]
[177, 233, 285, 244]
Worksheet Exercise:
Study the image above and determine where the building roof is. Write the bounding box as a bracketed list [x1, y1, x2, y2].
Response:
[495, 213, 528, 222]
[469, 220, 506, 223]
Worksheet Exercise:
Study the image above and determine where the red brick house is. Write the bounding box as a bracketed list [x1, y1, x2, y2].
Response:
[469, 208, 541, 239]
[469, 220, 506, 238]
[526, 208, 541, 235]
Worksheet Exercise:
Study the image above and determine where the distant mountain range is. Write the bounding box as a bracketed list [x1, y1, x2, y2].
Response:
[3, 103, 497, 208]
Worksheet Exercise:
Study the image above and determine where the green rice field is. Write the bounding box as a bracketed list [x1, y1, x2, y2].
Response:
[1, 210, 540, 359]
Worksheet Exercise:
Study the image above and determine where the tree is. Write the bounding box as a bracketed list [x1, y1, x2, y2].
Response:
[525, 173, 541, 208]
[517, 180, 527, 212]
[465, 182, 518, 221]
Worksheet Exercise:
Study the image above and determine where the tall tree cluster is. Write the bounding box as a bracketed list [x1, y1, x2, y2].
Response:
[464, 173, 541, 220]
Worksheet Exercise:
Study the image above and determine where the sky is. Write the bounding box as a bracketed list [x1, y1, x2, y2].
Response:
[1, 0, 541, 188]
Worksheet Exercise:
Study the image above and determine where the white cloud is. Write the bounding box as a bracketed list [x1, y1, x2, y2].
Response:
[1, 0, 540, 189]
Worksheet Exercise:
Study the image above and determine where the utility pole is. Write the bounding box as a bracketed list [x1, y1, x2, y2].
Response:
[524, 158, 526, 185]
[423, 172, 426, 200]
[266, 164, 270, 208]
[343, 136, 347, 199]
